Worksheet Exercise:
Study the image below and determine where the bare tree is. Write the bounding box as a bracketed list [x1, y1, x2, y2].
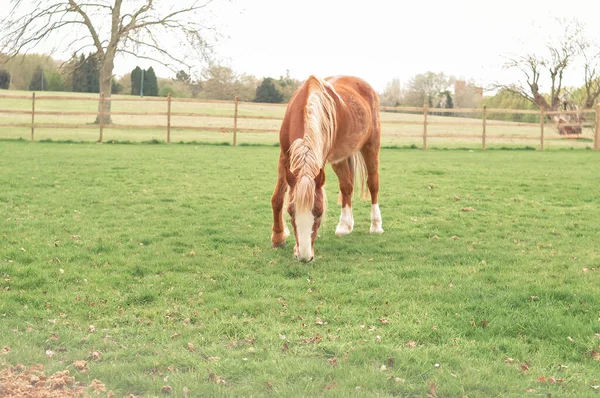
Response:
[404, 71, 454, 108]
[0, 0, 222, 126]
[498, 18, 600, 135]
[379, 78, 403, 107]
[578, 40, 600, 109]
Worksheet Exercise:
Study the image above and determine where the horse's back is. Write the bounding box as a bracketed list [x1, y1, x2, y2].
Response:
[325, 76, 381, 162]
[326, 76, 378, 105]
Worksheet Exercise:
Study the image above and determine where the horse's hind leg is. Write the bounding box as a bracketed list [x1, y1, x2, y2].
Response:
[271, 153, 289, 247]
[331, 159, 354, 236]
[361, 143, 384, 234]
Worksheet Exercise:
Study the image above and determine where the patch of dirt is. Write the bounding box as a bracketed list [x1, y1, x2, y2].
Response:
[0, 364, 106, 397]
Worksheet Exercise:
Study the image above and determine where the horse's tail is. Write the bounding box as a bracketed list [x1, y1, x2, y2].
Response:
[338, 152, 370, 204]
[350, 151, 370, 201]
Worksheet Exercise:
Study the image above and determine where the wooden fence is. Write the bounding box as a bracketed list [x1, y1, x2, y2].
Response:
[0, 92, 598, 150]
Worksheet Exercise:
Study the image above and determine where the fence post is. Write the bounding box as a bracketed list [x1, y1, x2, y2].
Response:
[98, 92, 104, 144]
[539, 107, 544, 151]
[233, 96, 239, 146]
[595, 104, 600, 151]
[31, 92, 36, 141]
[482, 105, 487, 150]
[423, 104, 428, 150]
[167, 93, 172, 144]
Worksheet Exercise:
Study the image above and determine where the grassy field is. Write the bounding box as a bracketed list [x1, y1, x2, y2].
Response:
[1, 141, 600, 397]
[0, 90, 596, 149]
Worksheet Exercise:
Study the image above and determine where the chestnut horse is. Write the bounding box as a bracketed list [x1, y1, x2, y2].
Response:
[270, 75, 383, 262]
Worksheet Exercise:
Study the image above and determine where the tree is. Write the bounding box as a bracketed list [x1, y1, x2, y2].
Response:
[84, 54, 100, 93]
[440, 90, 453, 109]
[275, 70, 301, 102]
[255, 77, 284, 103]
[2, 53, 60, 90]
[111, 78, 124, 94]
[29, 65, 45, 91]
[71, 54, 87, 92]
[116, 72, 132, 95]
[482, 89, 539, 123]
[70, 53, 99, 93]
[143, 66, 158, 96]
[498, 18, 600, 134]
[1, 0, 220, 127]
[200, 64, 244, 100]
[176, 70, 191, 85]
[131, 66, 142, 96]
[45, 70, 64, 91]
[404, 72, 453, 107]
[0, 69, 10, 89]
[379, 78, 403, 107]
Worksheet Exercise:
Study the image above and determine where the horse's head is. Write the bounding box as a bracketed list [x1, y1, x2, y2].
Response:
[285, 166, 326, 262]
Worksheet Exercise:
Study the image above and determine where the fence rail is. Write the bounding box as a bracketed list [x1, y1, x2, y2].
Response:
[0, 92, 598, 150]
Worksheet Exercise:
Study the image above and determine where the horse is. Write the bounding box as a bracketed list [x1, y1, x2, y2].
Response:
[270, 75, 383, 262]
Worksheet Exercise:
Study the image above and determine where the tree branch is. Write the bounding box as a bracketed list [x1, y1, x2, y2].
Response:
[67, 0, 104, 54]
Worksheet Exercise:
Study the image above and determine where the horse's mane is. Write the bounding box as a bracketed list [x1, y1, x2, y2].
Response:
[289, 76, 338, 212]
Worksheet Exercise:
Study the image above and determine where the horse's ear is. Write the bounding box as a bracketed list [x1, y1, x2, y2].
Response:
[315, 168, 325, 188]
[285, 167, 296, 185]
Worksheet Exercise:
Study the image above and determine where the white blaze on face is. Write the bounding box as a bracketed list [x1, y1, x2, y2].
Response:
[295, 209, 314, 261]
[370, 203, 384, 234]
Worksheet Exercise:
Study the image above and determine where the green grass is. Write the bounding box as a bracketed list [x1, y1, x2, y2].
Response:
[0, 89, 596, 149]
[1, 141, 600, 397]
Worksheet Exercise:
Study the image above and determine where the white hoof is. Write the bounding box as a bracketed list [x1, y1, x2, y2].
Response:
[370, 224, 384, 234]
[370, 204, 383, 234]
[336, 206, 354, 236]
[335, 223, 353, 236]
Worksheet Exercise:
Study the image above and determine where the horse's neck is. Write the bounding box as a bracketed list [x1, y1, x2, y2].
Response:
[304, 88, 338, 164]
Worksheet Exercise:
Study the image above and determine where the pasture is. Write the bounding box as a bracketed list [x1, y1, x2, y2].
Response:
[1, 140, 600, 397]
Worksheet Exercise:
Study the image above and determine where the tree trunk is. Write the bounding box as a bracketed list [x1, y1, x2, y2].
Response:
[95, 53, 114, 125]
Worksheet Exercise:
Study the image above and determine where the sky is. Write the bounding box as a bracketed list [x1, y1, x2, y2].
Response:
[2, 0, 600, 94]
[208, 0, 600, 93]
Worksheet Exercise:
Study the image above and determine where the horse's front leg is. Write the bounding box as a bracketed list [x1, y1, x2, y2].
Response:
[271, 156, 289, 248]
[331, 159, 354, 236]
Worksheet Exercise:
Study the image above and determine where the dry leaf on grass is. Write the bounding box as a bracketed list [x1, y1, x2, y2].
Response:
[207, 368, 226, 384]
[90, 379, 107, 393]
[73, 361, 87, 371]
[298, 334, 322, 345]
[0, 365, 94, 398]
[461, 207, 475, 212]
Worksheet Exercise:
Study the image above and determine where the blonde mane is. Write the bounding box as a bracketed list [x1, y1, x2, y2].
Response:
[289, 76, 338, 212]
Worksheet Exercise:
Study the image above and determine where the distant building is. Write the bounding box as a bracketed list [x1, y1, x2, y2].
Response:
[454, 80, 483, 108]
